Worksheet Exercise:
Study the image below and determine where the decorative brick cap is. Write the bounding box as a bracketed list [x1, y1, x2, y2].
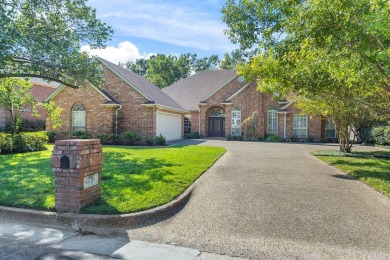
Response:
[54, 139, 101, 146]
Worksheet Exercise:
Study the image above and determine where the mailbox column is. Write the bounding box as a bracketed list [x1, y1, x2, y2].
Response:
[51, 139, 103, 213]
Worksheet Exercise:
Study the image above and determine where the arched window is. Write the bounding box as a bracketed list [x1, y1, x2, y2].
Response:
[209, 108, 225, 117]
[267, 108, 278, 135]
[184, 117, 191, 135]
[72, 104, 86, 135]
[231, 107, 241, 136]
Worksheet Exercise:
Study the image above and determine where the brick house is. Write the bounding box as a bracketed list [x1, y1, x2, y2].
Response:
[45, 58, 187, 141]
[0, 78, 58, 129]
[163, 70, 336, 140]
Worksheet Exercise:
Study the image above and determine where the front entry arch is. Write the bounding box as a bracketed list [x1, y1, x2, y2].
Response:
[208, 107, 225, 137]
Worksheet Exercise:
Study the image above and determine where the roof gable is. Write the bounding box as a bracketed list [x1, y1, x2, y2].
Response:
[98, 58, 186, 112]
[45, 83, 120, 106]
[163, 70, 237, 111]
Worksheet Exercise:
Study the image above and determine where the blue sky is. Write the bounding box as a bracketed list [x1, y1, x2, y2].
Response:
[82, 0, 237, 64]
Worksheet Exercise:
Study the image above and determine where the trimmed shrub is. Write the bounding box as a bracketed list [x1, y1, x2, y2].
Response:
[155, 134, 166, 146]
[307, 136, 315, 142]
[120, 131, 141, 145]
[237, 135, 244, 141]
[73, 130, 92, 139]
[145, 136, 154, 145]
[5, 119, 45, 133]
[320, 137, 328, 143]
[359, 126, 390, 145]
[0, 133, 14, 153]
[46, 131, 57, 143]
[266, 134, 279, 142]
[0, 131, 48, 154]
[106, 133, 121, 144]
[257, 136, 264, 141]
[289, 135, 298, 142]
[226, 135, 233, 141]
[186, 132, 203, 139]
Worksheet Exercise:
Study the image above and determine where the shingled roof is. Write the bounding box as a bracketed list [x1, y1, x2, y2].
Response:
[99, 58, 187, 112]
[162, 70, 237, 111]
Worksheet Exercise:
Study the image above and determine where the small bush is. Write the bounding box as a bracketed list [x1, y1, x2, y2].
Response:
[106, 133, 121, 144]
[73, 130, 92, 139]
[186, 132, 203, 139]
[97, 133, 109, 144]
[226, 135, 233, 141]
[232, 135, 238, 141]
[145, 136, 154, 145]
[266, 134, 279, 142]
[46, 131, 57, 143]
[359, 126, 390, 145]
[290, 135, 298, 142]
[120, 131, 141, 145]
[0, 133, 14, 153]
[237, 135, 244, 141]
[320, 136, 328, 143]
[307, 136, 315, 143]
[155, 134, 166, 146]
[257, 136, 264, 141]
[5, 119, 45, 133]
[0, 131, 48, 154]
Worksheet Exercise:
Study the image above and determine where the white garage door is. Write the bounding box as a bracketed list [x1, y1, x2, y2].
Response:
[156, 111, 182, 141]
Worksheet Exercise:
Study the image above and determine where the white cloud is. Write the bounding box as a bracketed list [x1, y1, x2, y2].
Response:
[81, 41, 150, 64]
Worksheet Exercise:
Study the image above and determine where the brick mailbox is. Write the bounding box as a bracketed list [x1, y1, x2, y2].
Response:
[51, 139, 103, 213]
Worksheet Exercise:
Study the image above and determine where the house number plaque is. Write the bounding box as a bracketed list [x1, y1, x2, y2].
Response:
[84, 173, 99, 189]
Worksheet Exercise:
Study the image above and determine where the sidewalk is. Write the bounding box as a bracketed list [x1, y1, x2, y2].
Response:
[0, 220, 244, 260]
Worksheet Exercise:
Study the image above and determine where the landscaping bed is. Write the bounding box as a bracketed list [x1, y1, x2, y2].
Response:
[0, 145, 225, 214]
[313, 150, 390, 197]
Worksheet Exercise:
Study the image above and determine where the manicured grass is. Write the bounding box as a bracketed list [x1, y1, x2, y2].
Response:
[313, 150, 390, 197]
[0, 145, 225, 214]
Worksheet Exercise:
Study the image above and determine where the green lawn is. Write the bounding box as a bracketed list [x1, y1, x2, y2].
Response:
[0, 145, 225, 214]
[313, 150, 390, 197]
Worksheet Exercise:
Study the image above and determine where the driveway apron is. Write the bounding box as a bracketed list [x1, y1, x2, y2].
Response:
[128, 141, 390, 259]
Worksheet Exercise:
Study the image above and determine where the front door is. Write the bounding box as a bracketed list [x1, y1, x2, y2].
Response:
[208, 117, 225, 137]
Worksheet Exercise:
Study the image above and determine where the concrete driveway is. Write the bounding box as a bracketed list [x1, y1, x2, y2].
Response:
[128, 141, 390, 259]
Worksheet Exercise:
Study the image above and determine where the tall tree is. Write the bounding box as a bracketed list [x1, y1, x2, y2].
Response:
[124, 58, 149, 76]
[0, 0, 113, 88]
[0, 78, 63, 133]
[192, 55, 220, 72]
[219, 49, 246, 69]
[222, 0, 390, 152]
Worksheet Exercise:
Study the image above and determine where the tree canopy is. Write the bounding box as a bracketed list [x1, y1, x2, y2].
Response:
[0, 0, 113, 88]
[222, 0, 390, 152]
[123, 53, 225, 88]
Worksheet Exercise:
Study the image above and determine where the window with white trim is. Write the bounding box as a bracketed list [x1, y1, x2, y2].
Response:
[293, 114, 308, 138]
[325, 119, 336, 138]
[72, 104, 86, 135]
[231, 107, 241, 136]
[184, 117, 191, 135]
[267, 109, 278, 135]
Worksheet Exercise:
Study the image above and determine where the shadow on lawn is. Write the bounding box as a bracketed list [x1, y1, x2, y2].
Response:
[329, 159, 390, 184]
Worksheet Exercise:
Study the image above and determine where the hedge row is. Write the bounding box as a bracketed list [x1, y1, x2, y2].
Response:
[358, 126, 390, 145]
[0, 131, 48, 154]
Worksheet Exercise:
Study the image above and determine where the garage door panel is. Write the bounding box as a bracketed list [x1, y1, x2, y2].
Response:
[156, 112, 182, 141]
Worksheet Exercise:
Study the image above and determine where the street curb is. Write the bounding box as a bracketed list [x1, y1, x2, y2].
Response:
[0, 184, 194, 235]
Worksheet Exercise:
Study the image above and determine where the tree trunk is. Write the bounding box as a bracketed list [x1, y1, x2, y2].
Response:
[334, 118, 353, 153]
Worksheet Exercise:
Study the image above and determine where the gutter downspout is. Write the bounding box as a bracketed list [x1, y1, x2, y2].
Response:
[284, 113, 287, 139]
[115, 105, 122, 135]
[198, 106, 201, 134]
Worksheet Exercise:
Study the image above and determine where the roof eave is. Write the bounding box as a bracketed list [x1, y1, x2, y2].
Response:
[141, 104, 188, 114]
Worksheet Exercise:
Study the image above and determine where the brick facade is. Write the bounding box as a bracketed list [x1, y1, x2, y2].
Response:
[188, 78, 326, 140]
[47, 84, 116, 138]
[47, 65, 185, 141]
